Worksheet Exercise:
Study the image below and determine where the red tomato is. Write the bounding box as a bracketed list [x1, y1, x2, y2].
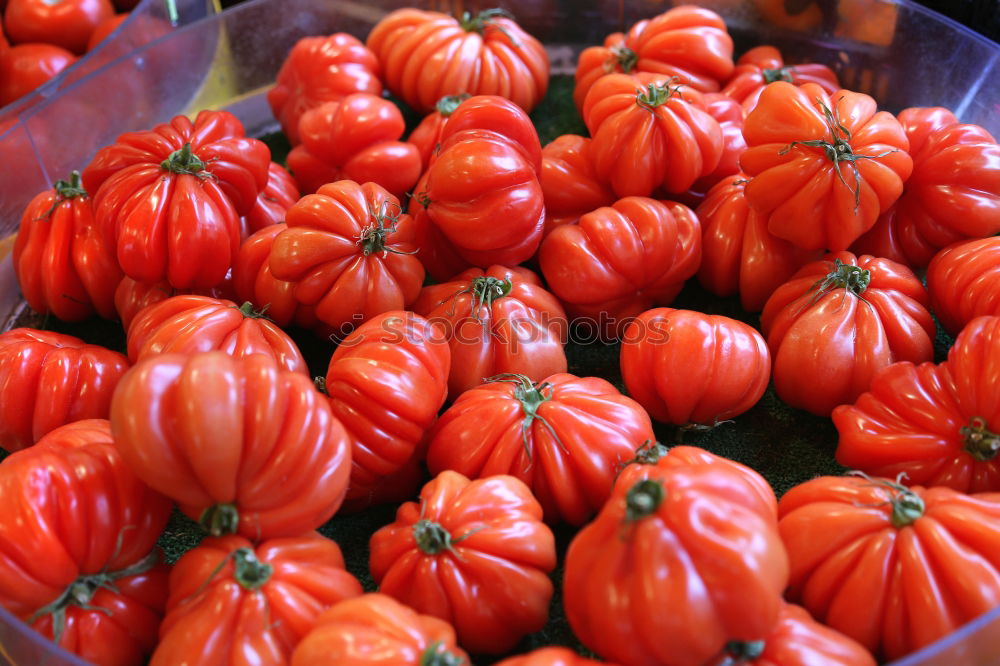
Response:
[5, 0, 114, 54]
[292, 593, 469, 666]
[110, 352, 351, 539]
[947, 316, 1000, 437]
[411, 265, 567, 398]
[582, 73, 724, 197]
[564, 463, 789, 666]
[538, 197, 701, 341]
[267, 33, 382, 145]
[702, 603, 876, 666]
[0, 43, 76, 106]
[82, 110, 270, 289]
[495, 648, 613, 666]
[427, 373, 655, 525]
[851, 110, 1000, 268]
[433, 94, 543, 173]
[151, 533, 362, 666]
[696, 175, 819, 311]
[268, 180, 424, 338]
[408, 188, 473, 282]
[113, 274, 237, 333]
[0, 420, 171, 666]
[241, 161, 299, 238]
[690, 92, 748, 195]
[325, 312, 450, 509]
[370, 471, 556, 654]
[573, 5, 734, 109]
[408, 94, 470, 170]
[86, 11, 127, 51]
[366, 8, 549, 114]
[126, 294, 308, 375]
[286, 94, 421, 198]
[778, 474, 1000, 660]
[833, 359, 1000, 493]
[721, 45, 839, 114]
[741, 82, 912, 251]
[0, 328, 129, 452]
[539, 134, 615, 237]
[927, 237, 1000, 336]
[12, 170, 122, 321]
[621, 308, 770, 426]
[761, 252, 934, 416]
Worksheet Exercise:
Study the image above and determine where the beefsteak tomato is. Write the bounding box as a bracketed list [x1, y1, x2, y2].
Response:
[242, 161, 299, 237]
[926, 237, 1000, 336]
[539, 134, 615, 236]
[721, 45, 839, 113]
[4, 0, 113, 54]
[113, 274, 237, 332]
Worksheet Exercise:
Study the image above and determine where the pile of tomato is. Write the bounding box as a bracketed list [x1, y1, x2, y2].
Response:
[1, 3, 1000, 665]
[0, 0, 138, 107]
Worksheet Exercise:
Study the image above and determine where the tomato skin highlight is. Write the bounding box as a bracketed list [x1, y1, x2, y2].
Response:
[0, 43, 77, 105]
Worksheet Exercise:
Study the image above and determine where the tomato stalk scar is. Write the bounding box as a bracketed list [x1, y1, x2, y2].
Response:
[961, 416, 1000, 461]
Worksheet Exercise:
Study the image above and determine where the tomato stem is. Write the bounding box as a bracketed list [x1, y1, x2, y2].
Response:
[847, 471, 925, 527]
[800, 258, 871, 312]
[35, 171, 89, 221]
[161, 142, 208, 176]
[628, 440, 670, 465]
[635, 79, 684, 111]
[458, 8, 519, 47]
[314, 376, 328, 395]
[200, 503, 240, 536]
[625, 479, 665, 522]
[716, 639, 767, 664]
[235, 301, 271, 319]
[961, 416, 1000, 461]
[760, 67, 794, 84]
[485, 373, 564, 459]
[420, 641, 466, 666]
[609, 44, 638, 74]
[232, 548, 273, 590]
[412, 519, 456, 555]
[357, 199, 414, 257]
[436, 94, 470, 117]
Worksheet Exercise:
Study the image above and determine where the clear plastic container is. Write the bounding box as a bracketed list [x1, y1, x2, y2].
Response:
[0, 0, 999, 663]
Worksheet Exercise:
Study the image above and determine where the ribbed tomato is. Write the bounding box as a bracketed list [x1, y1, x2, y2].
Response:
[0, 328, 129, 452]
[696, 175, 818, 311]
[539, 134, 615, 237]
[564, 462, 789, 666]
[267, 33, 382, 145]
[366, 8, 548, 114]
[110, 352, 351, 539]
[113, 275, 237, 333]
[761, 252, 934, 416]
[13, 170, 121, 321]
[741, 82, 912, 252]
[779, 474, 1000, 660]
[125, 294, 307, 375]
[927, 237, 1000, 336]
[621, 308, 770, 426]
[721, 45, 839, 114]
[539, 197, 701, 341]
[325, 311, 450, 509]
[82, 110, 270, 289]
[573, 5, 734, 109]
[241, 162, 299, 237]
[427, 373, 654, 525]
[411, 265, 567, 398]
[408, 94, 469, 170]
[151, 533, 362, 666]
[291, 593, 469, 666]
[0, 420, 172, 666]
[268, 180, 424, 339]
[370, 470, 556, 654]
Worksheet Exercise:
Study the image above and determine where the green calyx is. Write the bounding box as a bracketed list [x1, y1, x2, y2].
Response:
[625, 479, 665, 522]
[630, 440, 670, 466]
[420, 641, 466, 666]
[436, 94, 470, 116]
[635, 78, 684, 111]
[200, 503, 240, 536]
[801, 258, 871, 310]
[54, 171, 87, 200]
[413, 519, 455, 555]
[717, 639, 767, 664]
[761, 67, 794, 84]
[610, 44, 638, 74]
[484, 373, 563, 460]
[232, 548, 273, 591]
[459, 7, 515, 34]
[357, 199, 414, 258]
[161, 142, 208, 175]
[961, 416, 1000, 462]
[848, 471, 925, 528]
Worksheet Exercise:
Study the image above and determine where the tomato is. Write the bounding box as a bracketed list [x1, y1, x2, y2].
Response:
[620, 308, 770, 426]
[370, 470, 555, 654]
[113, 274, 237, 333]
[778, 474, 1000, 660]
[4, 0, 114, 54]
[427, 373, 654, 525]
[564, 463, 789, 666]
[411, 265, 567, 398]
[495, 647, 613, 666]
[12, 170, 121, 322]
[538, 197, 701, 341]
[573, 5, 734, 109]
[151, 533, 362, 666]
[760, 251, 934, 416]
[851, 109, 1000, 268]
[87, 11, 127, 51]
[366, 8, 548, 114]
[741, 82, 912, 251]
[266, 33, 382, 145]
[702, 603, 876, 666]
[947, 316, 1000, 438]
[292, 593, 469, 665]
[268, 180, 424, 338]
[241, 161, 299, 238]
[721, 45, 839, 114]
[285, 94, 421, 198]
[82, 110, 270, 289]
[696, 175, 819, 311]
[410, 128, 544, 269]
[927, 236, 1000, 336]
[689, 92, 747, 196]
[433, 94, 543, 173]
[110, 352, 351, 539]
[126, 294, 308, 375]
[0, 328, 128, 452]
[325, 311, 450, 509]
[0, 43, 77, 106]
[0, 420, 171, 666]
[408, 94, 469, 170]
[539, 134, 615, 237]
[582, 73, 723, 197]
